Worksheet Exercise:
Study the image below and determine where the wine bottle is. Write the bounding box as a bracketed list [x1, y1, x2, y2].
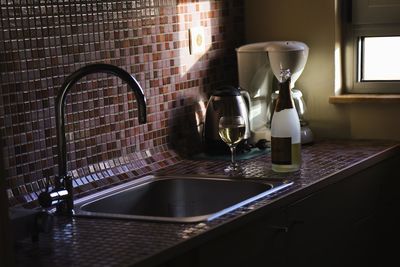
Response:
[270, 69, 301, 172]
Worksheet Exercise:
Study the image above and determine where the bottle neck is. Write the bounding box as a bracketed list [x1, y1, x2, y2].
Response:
[275, 78, 294, 112]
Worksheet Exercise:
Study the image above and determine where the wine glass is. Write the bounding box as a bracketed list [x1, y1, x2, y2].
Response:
[218, 115, 246, 173]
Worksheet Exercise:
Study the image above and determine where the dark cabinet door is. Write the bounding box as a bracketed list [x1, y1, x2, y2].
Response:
[195, 209, 287, 267]
[285, 186, 353, 267]
[284, 156, 399, 267]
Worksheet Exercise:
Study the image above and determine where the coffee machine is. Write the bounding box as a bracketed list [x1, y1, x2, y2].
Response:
[236, 41, 313, 144]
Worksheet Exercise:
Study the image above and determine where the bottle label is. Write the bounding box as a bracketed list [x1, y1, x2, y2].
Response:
[271, 137, 292, 164]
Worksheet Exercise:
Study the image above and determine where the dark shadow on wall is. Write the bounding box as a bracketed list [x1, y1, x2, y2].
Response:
[169, 0, 246, 158]
[203, 0, 245, 96]
[168, 95, 207, 158]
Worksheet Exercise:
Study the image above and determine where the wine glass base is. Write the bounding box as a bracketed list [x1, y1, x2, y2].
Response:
[224, 164, 244, 175]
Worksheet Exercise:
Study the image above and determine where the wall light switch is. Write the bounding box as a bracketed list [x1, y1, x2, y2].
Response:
[189, 26, 206, 55]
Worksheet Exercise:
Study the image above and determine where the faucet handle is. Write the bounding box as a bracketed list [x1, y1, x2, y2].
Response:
[38, 177, 69, 208]
[38, 191, 53, 208]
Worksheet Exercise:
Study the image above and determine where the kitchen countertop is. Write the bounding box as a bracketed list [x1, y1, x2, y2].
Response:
[14, 140, 400, 267]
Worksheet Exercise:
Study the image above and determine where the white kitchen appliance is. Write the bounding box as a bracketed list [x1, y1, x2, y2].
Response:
[236, 41, 313, 144]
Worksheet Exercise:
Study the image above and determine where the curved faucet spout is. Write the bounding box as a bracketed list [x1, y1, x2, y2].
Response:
[53, 63, 147, 214]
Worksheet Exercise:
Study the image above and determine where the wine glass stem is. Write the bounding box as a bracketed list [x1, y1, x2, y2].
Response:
[230, 145, 236, 167]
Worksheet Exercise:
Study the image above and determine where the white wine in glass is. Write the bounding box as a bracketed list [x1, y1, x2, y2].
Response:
[218, 116, 246, 173]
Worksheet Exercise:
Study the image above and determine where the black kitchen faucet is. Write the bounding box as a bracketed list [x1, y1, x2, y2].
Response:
[39, 63, 147, 215]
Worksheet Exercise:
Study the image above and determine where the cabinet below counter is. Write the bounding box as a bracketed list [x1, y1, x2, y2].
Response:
[163, 152, 400, 267]
[15, 140, 400, 267]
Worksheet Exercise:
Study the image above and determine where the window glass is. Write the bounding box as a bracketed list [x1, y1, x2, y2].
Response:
[361, 36, 400, 81]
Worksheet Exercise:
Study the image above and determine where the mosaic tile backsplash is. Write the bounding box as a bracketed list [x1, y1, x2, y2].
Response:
[0, 0, 245, 207]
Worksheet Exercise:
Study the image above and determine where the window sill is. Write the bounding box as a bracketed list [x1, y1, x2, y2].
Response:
[329, 94, 400, 104]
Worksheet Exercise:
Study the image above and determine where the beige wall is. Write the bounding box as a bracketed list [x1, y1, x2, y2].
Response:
[245, 0, 400, 141]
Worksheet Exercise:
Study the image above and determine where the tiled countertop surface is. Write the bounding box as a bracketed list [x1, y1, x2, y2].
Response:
[14, 140, 400, 267]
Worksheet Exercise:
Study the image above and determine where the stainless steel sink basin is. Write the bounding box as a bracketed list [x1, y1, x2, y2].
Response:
[73, 175, 293, 223]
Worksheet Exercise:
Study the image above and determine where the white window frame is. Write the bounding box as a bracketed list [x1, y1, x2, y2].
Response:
[344, 0, 400, 94]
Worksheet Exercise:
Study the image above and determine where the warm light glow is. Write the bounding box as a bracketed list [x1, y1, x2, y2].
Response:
[334, 46, 342, 95]
[177, 1, 211, 77]
[334, 0, 343, 96]
[362, 36, 400, 81]
[195, 99, 206, 126]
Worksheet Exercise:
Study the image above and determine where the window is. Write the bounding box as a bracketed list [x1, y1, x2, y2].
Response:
[343, 0, 400, 93]
[359, 36, 400, 81]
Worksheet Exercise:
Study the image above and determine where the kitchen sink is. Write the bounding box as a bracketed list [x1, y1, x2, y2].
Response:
[73, 175, 293, 223]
